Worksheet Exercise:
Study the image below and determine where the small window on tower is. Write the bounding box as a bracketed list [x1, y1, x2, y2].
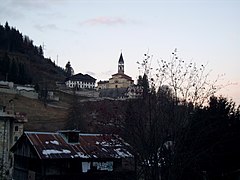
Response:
[15, 126, 19, 132]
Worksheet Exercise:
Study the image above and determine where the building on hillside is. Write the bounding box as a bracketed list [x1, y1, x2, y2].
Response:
[97, 80, 109, 90]
[0, 81, 14, 89]
[11, 131, 136, 180]
[65, 73, 96, 90]
[97, 53, 134, 90]
[15, 84, 38, 99]
[0, 81, 38, 99]
[97, 53, 137, 99]
[0, 104, 27, 179]
[126, 85, 143, 99]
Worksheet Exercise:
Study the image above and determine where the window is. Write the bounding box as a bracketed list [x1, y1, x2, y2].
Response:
[15, 126, 19, 132]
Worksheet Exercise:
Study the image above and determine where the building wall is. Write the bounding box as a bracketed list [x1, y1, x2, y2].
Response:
[97, 82, 109, 90]
[108, 74, 133, 89]
[13, 156, 135, 180]
[0, 116, 13, 179]
[66, 80, 95, 89]
[0, 87, 38, 99]
[0, 115, 25, 179]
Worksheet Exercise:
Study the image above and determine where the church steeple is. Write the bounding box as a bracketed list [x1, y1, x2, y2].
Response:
[118, 52, 124, 74]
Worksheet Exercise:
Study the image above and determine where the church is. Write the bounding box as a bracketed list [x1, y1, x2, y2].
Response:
[97, 53, 134, 90]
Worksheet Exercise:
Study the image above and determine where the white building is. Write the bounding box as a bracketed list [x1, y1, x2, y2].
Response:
[65, 73, 96, 90]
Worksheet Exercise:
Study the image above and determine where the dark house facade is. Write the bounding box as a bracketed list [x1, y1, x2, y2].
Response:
[11, 131, 135, 180]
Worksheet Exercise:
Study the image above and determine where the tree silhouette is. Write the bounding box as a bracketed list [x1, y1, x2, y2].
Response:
[65, 61, 74, 77]
[65, 90, 86, 130]
[181, 96, 240, 180]
[123, 50, 225, 180]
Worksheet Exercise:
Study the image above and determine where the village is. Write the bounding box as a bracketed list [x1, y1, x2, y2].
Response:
[1, 1, 240, 178]
[1, 50, 240, 180]
[0, 53, 140, 180]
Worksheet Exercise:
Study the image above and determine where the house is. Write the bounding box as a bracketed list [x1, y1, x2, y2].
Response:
[0, 82, 38, 99]
[126, 85, 143, 99]
[97, 53, 134, 90]
[0, 104, 27, 179]
[65, 73, 96, 90]
[15, 84, 38, 99]
[97, 80, 109, 90]
[0, 81, 14, 89]
[11, 130, 136, 180]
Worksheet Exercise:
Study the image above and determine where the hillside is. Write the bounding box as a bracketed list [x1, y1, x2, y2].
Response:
[0, 92, 68, 132]
[0, 90, 127, 133]
[0, 22, 66, 88]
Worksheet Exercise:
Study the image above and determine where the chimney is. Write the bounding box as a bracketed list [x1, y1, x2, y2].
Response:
[59, 130, 80, 144]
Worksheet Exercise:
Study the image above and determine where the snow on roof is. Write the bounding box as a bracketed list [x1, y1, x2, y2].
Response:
[13, 131, 134, 160]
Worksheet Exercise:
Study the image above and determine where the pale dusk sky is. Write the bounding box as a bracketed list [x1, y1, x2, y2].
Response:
[0, 0, 239, 104]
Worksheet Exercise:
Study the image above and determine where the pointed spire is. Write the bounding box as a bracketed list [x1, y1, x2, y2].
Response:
[118, 52, 124, 63]
[118, 52, 124, 74]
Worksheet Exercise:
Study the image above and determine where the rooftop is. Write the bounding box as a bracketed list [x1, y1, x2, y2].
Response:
[65, 73, 96, 82]
[12, 131, 133, 160]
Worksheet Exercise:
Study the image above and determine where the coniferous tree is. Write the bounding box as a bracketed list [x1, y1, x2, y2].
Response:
[2, 53, 10, 80]
[65, 61, 74, 77]
[9, 59, 18, 82]
[38, 45, 44, 57]
[65, 90, 86, 130]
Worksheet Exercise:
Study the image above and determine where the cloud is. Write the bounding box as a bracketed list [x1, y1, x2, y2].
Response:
[86, 71, 96, 77]
[37, 12, 66, 19]
[10, 0, 48, 10]
[80, 17, 128, 26]
[34, 24, 59, 31]
[0, 1, 25, 20]
[0, 8, 25, 20]
[34, 23, 77, 34]
[99, 70, 115, 77]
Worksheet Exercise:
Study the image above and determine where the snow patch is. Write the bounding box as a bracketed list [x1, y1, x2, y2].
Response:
[42, 149, 71, 155]
[114, 148, 133, 158]
[45, 140, 59, 145]
[102, 148, 107, 152]
[77, 152, 89, 158]
[50, 140, 59, 145]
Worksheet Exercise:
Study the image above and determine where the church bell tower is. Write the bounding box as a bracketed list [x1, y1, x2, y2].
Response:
[118, 53, 124, 74]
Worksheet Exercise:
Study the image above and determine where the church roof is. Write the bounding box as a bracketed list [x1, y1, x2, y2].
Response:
[111, 73, 133, 81]
[118, 53, 124, 63]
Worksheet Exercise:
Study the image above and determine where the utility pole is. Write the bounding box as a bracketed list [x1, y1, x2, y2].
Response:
[42, 42, 46, 55]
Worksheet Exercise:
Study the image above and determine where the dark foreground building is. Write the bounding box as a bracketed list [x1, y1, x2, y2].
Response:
[11, 130, 136, 180]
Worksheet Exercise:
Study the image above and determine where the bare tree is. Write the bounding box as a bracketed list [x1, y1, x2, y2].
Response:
[143, 49, 224, 106]
[123, 49, 224, 180]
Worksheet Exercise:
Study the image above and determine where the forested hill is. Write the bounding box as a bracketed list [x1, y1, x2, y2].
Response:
[0, 22, 66, 88]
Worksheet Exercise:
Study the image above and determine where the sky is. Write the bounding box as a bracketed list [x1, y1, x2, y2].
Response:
[0, 0, 240, 104]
